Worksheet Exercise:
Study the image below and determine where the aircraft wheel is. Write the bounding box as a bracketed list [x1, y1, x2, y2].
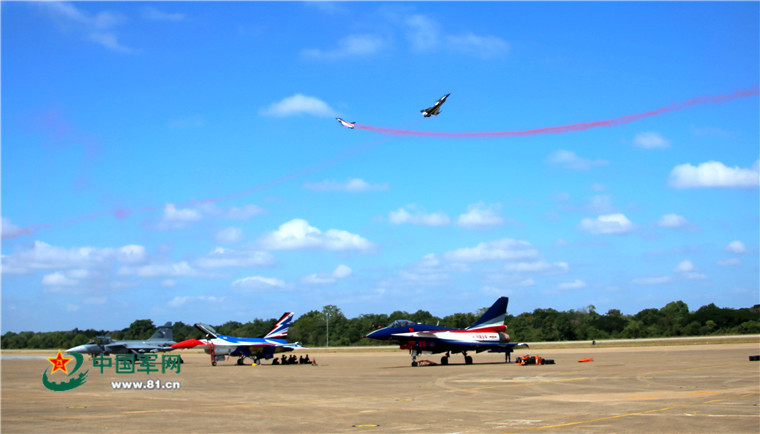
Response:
[465, 355, 473, 365]
[440, 356, 449, 365]
[411, 361, 418, 367]
[237, 358, 245, 365]
[212, 361, 217, 366]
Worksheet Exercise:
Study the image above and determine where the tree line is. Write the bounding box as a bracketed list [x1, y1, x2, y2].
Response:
[2, 301, 758, 350]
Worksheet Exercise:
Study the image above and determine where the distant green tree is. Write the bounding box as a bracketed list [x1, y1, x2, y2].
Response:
[121, 319, 156, 340]
[172, 322, 197, 341]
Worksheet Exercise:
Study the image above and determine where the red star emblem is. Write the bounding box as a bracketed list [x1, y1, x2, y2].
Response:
[47, 350, 73, 374]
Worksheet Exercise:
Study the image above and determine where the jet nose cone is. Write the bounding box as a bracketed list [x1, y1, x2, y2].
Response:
[366, 328, 386, 339]
[171, 339, 204, 349]
[65, 345, 89, 353]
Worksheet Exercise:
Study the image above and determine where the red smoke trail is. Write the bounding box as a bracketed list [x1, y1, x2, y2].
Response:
[355, 88, 759, 138]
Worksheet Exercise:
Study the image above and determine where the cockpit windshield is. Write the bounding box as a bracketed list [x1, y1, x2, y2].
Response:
[388, 319, 417, 328]
[197, 323, 219, 337]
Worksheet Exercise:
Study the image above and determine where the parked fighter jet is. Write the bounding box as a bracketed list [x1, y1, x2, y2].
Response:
[336, 117, 356, 129]
[367, 297, 527, 366]
[420, 93, 450, 117]
[66, 322, 176, 355]
[171, 312, 304, 366]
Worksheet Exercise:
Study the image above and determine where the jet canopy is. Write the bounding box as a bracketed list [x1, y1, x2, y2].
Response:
[197, 323, 220, 338]
[388, 319, 417, 328]
[95, 336, 112, 345]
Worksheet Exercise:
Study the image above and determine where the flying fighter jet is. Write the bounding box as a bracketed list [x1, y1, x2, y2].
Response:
[367, 296, 528, 366]
[171, 312, 304, 366]
[336, 117, 356, 129]
[420, 93, 450, 117]
[66, 322, 176, 356]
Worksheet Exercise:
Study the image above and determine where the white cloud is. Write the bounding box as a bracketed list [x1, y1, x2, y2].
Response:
[159, 204, 202, 229]
[446, 33, 509, 59]
[41, 2, 133, 53]
[142, 7, 185, 21]
[669, 160, 759, 188]
[673, 260, 708, 280]
[260, 94, 337, 117]
[457, 202, 504, 229]
[724, 240, 747, 254]
[332, 264, 352, 279]
[557, 279, 587, 289]
[232, 276, 286, 290]
[547, 150, 608, 170]
[657, 213, 689, 229]
[215, 227, 243, 244]
[168, 295, 223, 308]
[3, 241, 148, 273]
[631, 276, 672, 285]
[505, 260, 569, 274]
[302, 34, 386, 60]
[116, 245, 147, 263]
[388, 206, 450, 227]
[304, 178, 389, 193]
[194, 247, 274, 269]
[259, 219, 373, 251]
[301, 273, 336, 285]
[88, 32, 134, 53]
[673, 260, 695, 273]
[716, 258, 741, 266]
[444, 238, 539, 262]
[1, 218, 26, 239]
[168, 296, 189, 308]
[301, 265, 352, 286]
[633, 131, 670, 149]
[118, 261, 200, 278]
[404, 14, 508, 58]
[579, 213, 636, 235]
[225, 205, 265, 220]
[41, 272, 78, 287]
[405, 14, 441, 52]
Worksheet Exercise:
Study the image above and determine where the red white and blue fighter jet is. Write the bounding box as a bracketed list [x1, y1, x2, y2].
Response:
[420, 93, 450, 117]
[171, 312, 304, 366]
[336, 117, 356, 129]
[367, 297, 527, 366]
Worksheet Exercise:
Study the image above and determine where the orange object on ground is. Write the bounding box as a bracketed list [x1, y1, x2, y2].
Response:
[577, 358, 594, 363]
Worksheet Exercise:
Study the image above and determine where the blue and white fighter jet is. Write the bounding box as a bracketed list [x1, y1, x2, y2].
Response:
[171, 313, 304, 366]
[367, 297, 528, 366]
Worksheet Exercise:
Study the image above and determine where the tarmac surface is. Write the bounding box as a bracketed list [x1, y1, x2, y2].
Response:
[2, 342, 759, 432]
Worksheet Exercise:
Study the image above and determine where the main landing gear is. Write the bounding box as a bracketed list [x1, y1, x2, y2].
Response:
[412, 351, 473, 366]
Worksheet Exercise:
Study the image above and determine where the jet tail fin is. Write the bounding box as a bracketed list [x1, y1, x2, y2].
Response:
[466, 297, 509, 332]
[150, 322, 173, 341]
[263, 312, 294, 339]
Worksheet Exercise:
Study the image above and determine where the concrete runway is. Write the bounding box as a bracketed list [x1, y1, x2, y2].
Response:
[2, 342, 759, 432]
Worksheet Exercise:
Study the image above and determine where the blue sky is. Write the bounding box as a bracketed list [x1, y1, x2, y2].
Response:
[2, 1, 758, 333]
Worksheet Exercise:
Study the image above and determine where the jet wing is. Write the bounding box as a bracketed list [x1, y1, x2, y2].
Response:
[392, 330, 444, 338]
[104, 343, 173, 354]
